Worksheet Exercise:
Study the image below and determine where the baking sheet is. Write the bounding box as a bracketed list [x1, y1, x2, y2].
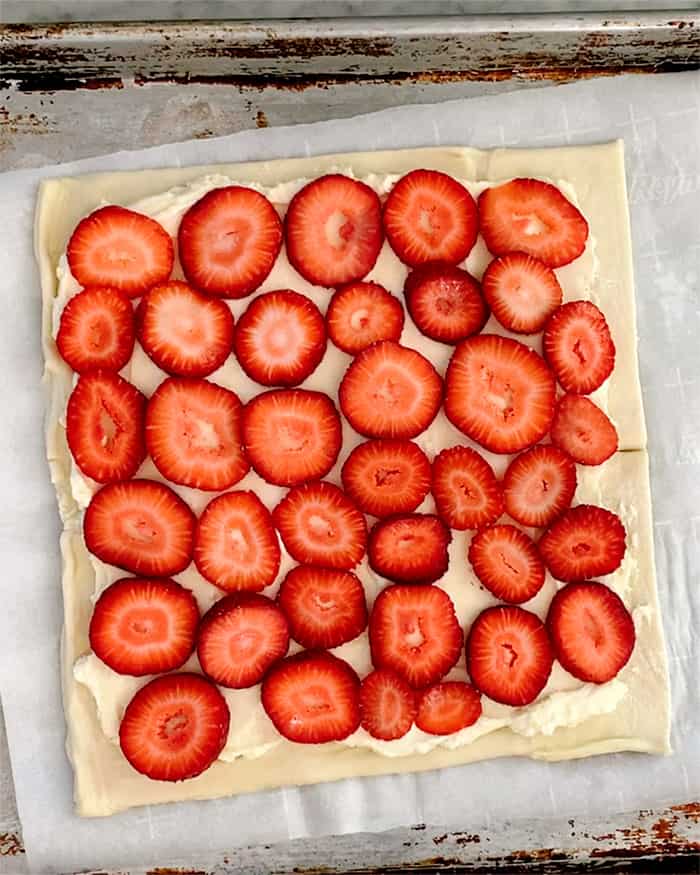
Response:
[0, 70, 698, 873]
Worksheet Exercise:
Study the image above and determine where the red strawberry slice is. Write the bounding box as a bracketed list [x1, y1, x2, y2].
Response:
[277, 565, 368, 649]
[359, 668, 416, 741]
[178, 186, 282, 298]
[547, 581, 635, 684]
[478, 178, 588, 268]
[538, 504, 626, 582]
[445, 334, 556, 454]
[415, 681, 482, 736]
[431, 445, 503, 530]
[119, 673, 229, 781]
[482, 252, 563, 334]
[543, 301, 615, 394]
[339, 341, 442, 439]
[234, 289, 326, 386]
[194, 491, 280, 592]
[67, 205, 174, 298]
[327, 281, 405, 355]
[468, 524, 545, 605]
[341, 438, 431, 518]
[197, 593, 290, 688]
[383, 169, 478, 267]
[368, 514, 451, 585]
[404, 263, 487, 344]
[284, 174, 383, 287]
[84, 480, 196, 577]
[369, 584, 463, 688]
[261, 650, 361, 743]
[242, 389, 341, 486]
[66, 371, 146, 484]
[145, 377, 248, 492]
[503, 445, 577, 528]
[273, 481, 367, 570]
[57, 287, 135, 374]
[466, 605, 554, 706]
[89, 577, 199, 676]
[550, 393, 618, 466]
[135, 281, 234, 378]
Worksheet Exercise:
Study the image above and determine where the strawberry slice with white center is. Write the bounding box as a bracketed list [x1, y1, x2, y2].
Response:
[368, 514, 451, 585]
[403, 263, 487, 344]
[468, 524, 545, 605]
[550, 393, 618, 466]
[57, 286, 135, 374]
[197, 593, 290, 688]
[383, 169, 478, 267]
[339, 341, 442, 439]
[431, 445, 503, 530]
[415, 681, 482, 736]
[66, 371, 146, 483]
[482, 252, 563, 334]
[284, 174, 383, 287]
[89, 577, 199, 676]
[145, 377, 249, 491]
[543, 301, 615, 394]
[445, 334, 556, 454]
[478, 178, 588, 268]
[538, 504, 626, 582]
[326, 281, 405, 355]
[503, 445, 577, 528]
[178, 186, 283, 298]
[359, 668, 416, 741]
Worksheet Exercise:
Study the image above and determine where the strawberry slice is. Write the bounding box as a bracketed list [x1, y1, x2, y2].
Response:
[273, 481, 367, 570]
[468, 524, 545, 604]
[234, 289, 326, 386]
[194, 491, 281, 592]
[242, 389, 341, 486]
[359, 668, 416, 741]
[403, 263, 487, 344]
[135, 281, 234, 378]
[369, 584, 463, 688]
[478, 179, 588, 268]
[145, 377, 248, 492]
[415, 681, 482, 736]
[383, 169, 478, 267]
[368, 514, 451, 585]
[57, 287, 135, 374]
[431, 445, 503, 530]
[466, 605, 554, 706]
[482, 252, 563, 334]
[178, 186, 282, 298]
[341, 438, 431, 518]
[547, 581, 635, 684]
[66, 371, 146, 484]
[543, 301, 615, 394]
[119, 673, 229, 781]
[277, 565, 367, 649]
[503, 445, 577, 528]
[339, 341, 442, 439]
[327, 281, 405, 355]
[445, 335, 556, 454]
[538, 504, 626, 582]
[550, 393, 618, 466]
[67, 205, 174, 298]
[261, 650, 361, 743]
[84, 480, 196, 577]
[197, 593, 290, 688]
[89, 577, 199, 676]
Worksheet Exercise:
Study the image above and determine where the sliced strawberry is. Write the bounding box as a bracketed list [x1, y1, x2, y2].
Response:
[57, 286, 135, 374]
[431, 445, 503, 530]
[543, 301, 615, 394]
[119, 673, 229, 781]
[368, 514, 451, 585]
[445, 335, 555, 454]
[135, 281, 234, 378]
[547, 581, 635, 684]
[66, 371, 146, 484]
[197, 593, 290, 688]
[67, 205, 174, 298]
[277, 565, 367, 649]
[550, 393, 618, 466]
[478, 178, 588, 268]
[341, 439, 431, 518]
[326, 281, 405, 355]
[273, 481, 367, 570]
[369, 584, 463, 688]
[503, 445, 577, 528]
[404, 263, 487, 344]
[194, 491, 281, 592]
[89, 577, 199, 676]
[466, 605, 554, 706]
[339, 341, 442, 439]
[383, 169, 478, 267]
[359, 668, 416, 741]
[242, 389, 341, 486]
[482, 252, 563, 334]
[261, 650, 361, 743]
[538, 504, 626, 582]
[415, 681, 482, 735]
[468, 524, 545, 605]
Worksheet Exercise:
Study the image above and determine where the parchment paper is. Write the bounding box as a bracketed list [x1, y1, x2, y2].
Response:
[0, 71, 699, 874]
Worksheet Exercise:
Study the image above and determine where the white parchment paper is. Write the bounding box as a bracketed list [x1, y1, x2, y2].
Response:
[0, 71, 699, 874]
